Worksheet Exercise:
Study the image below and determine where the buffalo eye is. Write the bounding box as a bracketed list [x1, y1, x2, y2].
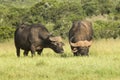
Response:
[88, 45, 91, 48]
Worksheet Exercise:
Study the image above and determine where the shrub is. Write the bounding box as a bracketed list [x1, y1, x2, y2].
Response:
[93, 20, 120, 39]
[0, 26, 15, 41]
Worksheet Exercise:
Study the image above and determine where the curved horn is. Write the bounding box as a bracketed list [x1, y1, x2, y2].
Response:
[70, 41, 84, 47]
[84, 40, 92, 47]
[49, 36, 62, 42]
[70, 40, 92, 47]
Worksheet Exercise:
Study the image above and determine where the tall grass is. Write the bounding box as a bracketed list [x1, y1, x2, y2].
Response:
[91, 39, 120, 56]
[0, 39, 120, 80]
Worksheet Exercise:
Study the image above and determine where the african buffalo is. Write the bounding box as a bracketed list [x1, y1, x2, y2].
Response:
[69, 20, 93, 56]
[14, 23, 64, 57]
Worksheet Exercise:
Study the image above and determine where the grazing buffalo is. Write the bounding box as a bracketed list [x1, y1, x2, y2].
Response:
[69, 20, 93, 56]
[14, 23, 64, 57]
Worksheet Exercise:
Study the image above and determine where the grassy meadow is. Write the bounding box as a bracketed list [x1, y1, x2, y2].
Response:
[0, 39, 120, 80]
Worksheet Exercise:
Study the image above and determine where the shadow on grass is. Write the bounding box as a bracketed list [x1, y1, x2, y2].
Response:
[60, 53, 91, 58]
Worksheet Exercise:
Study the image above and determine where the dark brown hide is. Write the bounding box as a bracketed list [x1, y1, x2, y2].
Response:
[14, 24, 64, 57]
[69, 20, 93, 56]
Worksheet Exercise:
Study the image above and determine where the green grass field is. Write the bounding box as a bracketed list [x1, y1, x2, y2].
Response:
[0, 39, 120, 80]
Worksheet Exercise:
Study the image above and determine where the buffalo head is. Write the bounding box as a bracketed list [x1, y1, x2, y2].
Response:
[70, 40, 92, 56]
[48, 36, 64, 53]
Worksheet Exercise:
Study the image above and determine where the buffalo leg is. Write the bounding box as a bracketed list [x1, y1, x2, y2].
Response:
[37, 49, 43, 55]
[23, 50, 29, 56]
[74, 52, 79, 56]
[16, 48, 20, 57]
[30, 45, 36, 57]
[74, 53, 77, 56]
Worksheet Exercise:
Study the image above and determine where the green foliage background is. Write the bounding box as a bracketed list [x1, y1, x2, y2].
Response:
[0, 0, 120, 41]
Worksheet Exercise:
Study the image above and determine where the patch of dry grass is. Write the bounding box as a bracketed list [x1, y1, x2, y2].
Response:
[0, 39, 120, 80]
[90, 38, 120, 56]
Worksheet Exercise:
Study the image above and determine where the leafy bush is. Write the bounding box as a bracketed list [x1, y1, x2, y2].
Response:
[93, 20, 120, 39]
[0, 0, 120, 41]
[0, 26, 15, 41]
